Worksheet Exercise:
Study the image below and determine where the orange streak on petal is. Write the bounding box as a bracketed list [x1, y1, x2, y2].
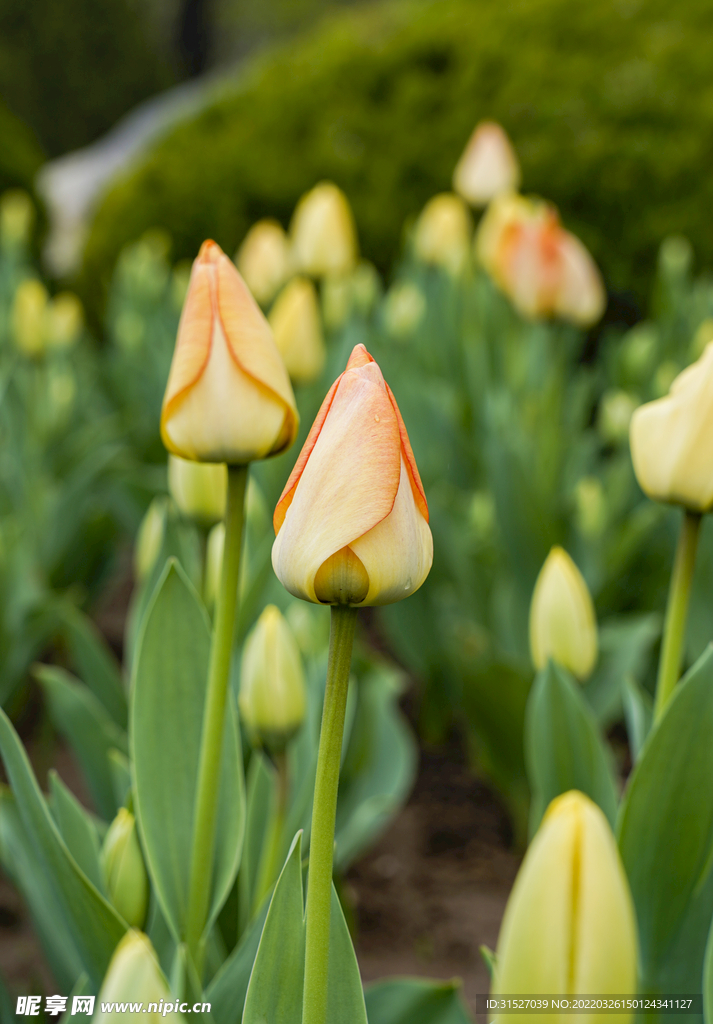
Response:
[385, 382, 429, 523]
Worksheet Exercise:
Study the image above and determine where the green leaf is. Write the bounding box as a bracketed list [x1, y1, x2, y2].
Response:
[525, 661, 619, 835]
[239, 752, 277, 931]
[35, 663, 128, 820]
[704, 914, 713, 1024]
[207, 896, 270, 1024]
[60, 976, 91, 1024]
[326, 885, 368, 1024]
[242, 833, 305, 1024]
[364, 977, 474, 1024]
[108, 749, 132, 809]
[55, 601, 127, 728]
[479, 945, 497, 981]
[618, 646, 713, 991]
[582, 613, 660, 728]
[48, 770, 104, 892]
[0, 710, 126, 988]
[621, 675, 653, 764]
[131, 559, 245, 943]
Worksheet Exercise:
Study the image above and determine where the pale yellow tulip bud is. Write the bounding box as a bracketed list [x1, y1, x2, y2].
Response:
[574, 477, 606, 539]
[290, 182, 358, 278]
[204, 521, 224, 611]
[239, 604, 307, 749]
[94, 932, 170, 1024]
[100, 810, 149, 928]
[0, 189, 34, 248]
[12, 278, 49, 356]
[168, 453, 227, 526]
[413, 193, 472, 274]
[134, 497, 168, 582]
[453, 121, 521, 207]
[630, 342, 713, 511]
[236, 219, 291, 305]
[493, 791, 638, 1021]
[598, 389, 638, 444]
[530, 547, 597, 680]
[161, 240, 298, 464]
[383, 281, 426, 339]
[273, 344, 432, 606]
[269, 276, 326, 384]
[45, 292, 84, 350]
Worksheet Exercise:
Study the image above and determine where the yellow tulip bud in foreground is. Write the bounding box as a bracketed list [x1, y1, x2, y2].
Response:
[413, 193, 472, 275]
[168, 453, 227, 526]
[94, 932, 170, 1024]
[161, 240, 298, 464]
[269, 276, 326, 384]
[476, 194, 605, 327]
[530, 547, 597, 680]
[493, 792, 638, 1023]
[453, 121, 521, 207]
[290, 182, 358, 278]
[12, 278, 48, 356]
[272, 343, 432, 606]
[629, 342, 713, 511]
[134, 497, 168, 582]
[239, 604, 307, 748]
[100, 810, 149, 928]
[236, 219, 291, 305]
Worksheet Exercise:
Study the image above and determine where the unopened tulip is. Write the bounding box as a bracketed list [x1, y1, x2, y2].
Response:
[272, 344, 432, 606]
[236, 219, 291, 305]
[413, 193, 472, 274]
[100, 809, 149, 928]
[493, 792, 637, 1019]
[160, 240, 298, 464]
[630, 342, 713, 511]
[530, 547, 597, 680]
[168, 453, 227, 526]
[290, 182, 358, 278]
[269, 276, 325, 384]
[12, 278, 48, 356]
[239, 604, 306, 748]
[94, 932, 170, 1024]
[476, 194, 605, 327]
[598, 389, 638, 444]
[384, 281, 426, 338]
[134, 497, 167, 582]
[453, 121, 521, 207]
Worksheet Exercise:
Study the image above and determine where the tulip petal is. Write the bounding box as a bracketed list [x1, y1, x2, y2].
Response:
[385, 383, 429, 522]
[161, 256, 213, 435]
[555, 230, 606, 327]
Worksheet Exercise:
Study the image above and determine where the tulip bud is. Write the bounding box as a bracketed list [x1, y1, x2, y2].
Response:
[453, 121, 521, 207]
[383, 281, 426, 339]
[272, 344, 433, 606]
[168, 453, 227, 526]
[530, 547, 597, 680]
[239, 604, 307, 749]
[134, 497, 168, 582]
[236, 219, 291, 306]
[204, 521, 224, 611]
[100, 809, 149, 928]
[45, 292, 84, 350]
[269, 276, 326, 384]
[476, 194, 605, 327]
[12, 278, 49, 356]
[161, 240, 298, 464]
[290, 182, 358, 278]
[94, 932, 170, 1024]
[413, 193, 472, 275]
[574, 477, 606, 539]
[630, 342, 713, 511]
[0, 189, 34, 249]
[598, 389, 638, 444]
[493, 791, 637, 1016]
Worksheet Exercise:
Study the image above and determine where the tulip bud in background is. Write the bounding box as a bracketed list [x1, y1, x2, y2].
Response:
[134, 497, 168, 582]
[476, 194, 605, 327]
[630, 342, 713, 512]
[239, 604, 307, 749]
[290, 182, 358, 278]
[12, 278, 49, 356]
[94, 932, 170, 1024]
[453, 121, 521, 207]
[530, 547, 597, 680]
[620, 324, 657, 382]
[598, 389, 638, 445]
[204, 521, 224, 611]
[0, 189, 34, 249]
[383, 281, 427, 339]
[269, 276, 326, 384]
[273, 343, 433, 606]
[413, 193, 472, 275]
[100, 809, 149, 928]
[168, 453, 227, 526]
[235, 219, 292, 306]
[493, 791, 637, 1018]
[574, 477, 606, 539]
[161, 240, 298, 464]
[45, 292, 84, 351]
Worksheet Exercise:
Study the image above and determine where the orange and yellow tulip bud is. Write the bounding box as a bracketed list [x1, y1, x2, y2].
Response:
[413, 193, 472, 275]
[453, 121, 521, 207]
[235, 219, 291, 306]
[269, 276, 326, 384]
[476, 194, 605, 327]
[160, 240, 298, 465]
[290, 182, 358, 278]
[530, 547, 598, 680]
[272, 344, 432, 606]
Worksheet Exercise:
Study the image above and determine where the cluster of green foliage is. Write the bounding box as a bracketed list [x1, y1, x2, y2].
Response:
[0, 98, 44, 197]
[83, 0, 713, 312]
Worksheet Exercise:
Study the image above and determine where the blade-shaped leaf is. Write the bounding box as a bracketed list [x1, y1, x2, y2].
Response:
[48, 770, 104, 892]
[239, 752, 276, 931]
[55, 601, 127, 728]
[621, 675, 653, 764]
[326, 885, 367, 1024]
[207, 896, 270, 1024]
[704, 913, 713, 1024]
[364, 977, 474, 1024]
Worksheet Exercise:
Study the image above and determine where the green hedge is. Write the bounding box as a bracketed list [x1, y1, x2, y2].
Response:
[84, 0, 713, 311]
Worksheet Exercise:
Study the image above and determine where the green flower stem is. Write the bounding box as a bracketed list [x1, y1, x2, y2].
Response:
[302, 604, 358, 1024]
[654, 509, 702, 723]
[185, 464, 248, 966]
[254, 750, 289, 913]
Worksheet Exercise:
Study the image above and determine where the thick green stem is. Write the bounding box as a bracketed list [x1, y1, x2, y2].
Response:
[302, 605, 358, 1024]
[654, 509, 702, 722]
[185, 464, 248, 964]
